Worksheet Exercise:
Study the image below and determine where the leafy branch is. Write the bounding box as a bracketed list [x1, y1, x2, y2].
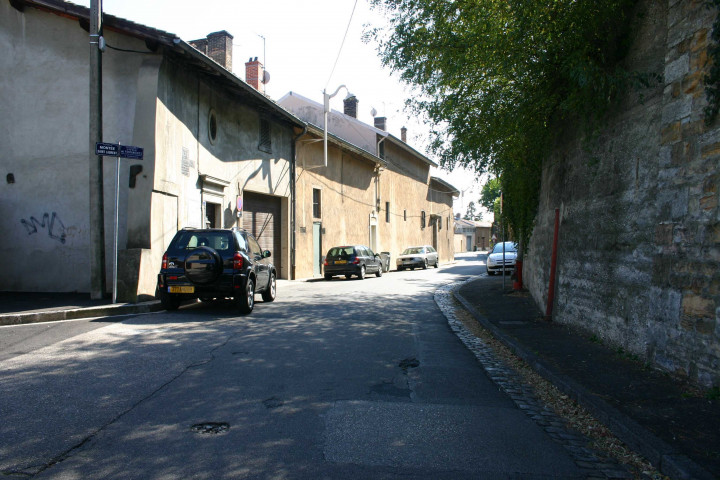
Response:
[368, 0, 644, 246]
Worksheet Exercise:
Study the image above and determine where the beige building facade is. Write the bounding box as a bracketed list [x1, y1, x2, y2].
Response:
[280, 93, 457, 279]
[1, 1, 302, 300]
[454, 218, 493, 252]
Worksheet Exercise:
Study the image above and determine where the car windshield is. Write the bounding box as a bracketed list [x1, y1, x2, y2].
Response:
[402, 247, 424, 255]
[327, 247, 355, 258]
[170, 231, 232, 251]
[491, 242, 517, 254]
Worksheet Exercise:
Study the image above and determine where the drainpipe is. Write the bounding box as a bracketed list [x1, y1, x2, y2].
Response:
[545, 208, 560, 320]
[291, 125, 308, 280]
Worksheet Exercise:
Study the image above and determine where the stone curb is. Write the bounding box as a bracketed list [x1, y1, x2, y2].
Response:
[0, 301, 164, 327]
[453, 288, 715, 480]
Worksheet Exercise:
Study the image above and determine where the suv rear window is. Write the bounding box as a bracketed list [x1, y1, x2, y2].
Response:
[169, 231, 233, 252]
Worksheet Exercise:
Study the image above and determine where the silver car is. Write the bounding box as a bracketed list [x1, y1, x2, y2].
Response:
[396, 245, 439, 270]
[486, 241, 517, 275]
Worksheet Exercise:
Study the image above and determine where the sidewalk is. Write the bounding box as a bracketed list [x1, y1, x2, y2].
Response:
[0, 292, 162, 326]
[455, 277, 719, 480]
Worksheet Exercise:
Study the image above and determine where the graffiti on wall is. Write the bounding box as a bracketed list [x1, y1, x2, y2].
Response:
[21, 212, 67, 244]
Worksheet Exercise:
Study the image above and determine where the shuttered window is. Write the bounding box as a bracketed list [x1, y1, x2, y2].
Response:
[259, 119, 272, 153]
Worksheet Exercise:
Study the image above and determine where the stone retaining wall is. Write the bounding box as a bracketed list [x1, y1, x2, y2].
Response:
[524, 0, 719, 387]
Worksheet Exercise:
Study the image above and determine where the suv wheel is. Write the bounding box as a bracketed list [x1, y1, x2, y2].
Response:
[357, 265, 365, 280]
[237, 277, 255, 314]
[261, 272, 277, 302]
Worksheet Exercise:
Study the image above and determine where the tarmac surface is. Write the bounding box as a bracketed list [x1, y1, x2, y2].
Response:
[1, 268, 718, 480]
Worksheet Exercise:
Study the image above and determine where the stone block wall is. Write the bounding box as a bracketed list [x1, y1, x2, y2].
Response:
[524, 0, 720, 387]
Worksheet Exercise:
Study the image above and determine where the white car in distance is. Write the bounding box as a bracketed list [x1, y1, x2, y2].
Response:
[396, 245, 439, 270]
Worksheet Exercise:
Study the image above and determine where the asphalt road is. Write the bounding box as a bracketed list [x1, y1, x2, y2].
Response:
[0, 253, 584, 479]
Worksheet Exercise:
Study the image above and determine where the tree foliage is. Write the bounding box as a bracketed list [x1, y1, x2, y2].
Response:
[463, 201, 482, 221]
[368, 0, 641, 246]
[479, 178, 500, 211]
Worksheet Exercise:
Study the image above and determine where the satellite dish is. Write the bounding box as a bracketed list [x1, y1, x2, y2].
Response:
[262, 71, 271, 84]
[370, 107, 377, 117]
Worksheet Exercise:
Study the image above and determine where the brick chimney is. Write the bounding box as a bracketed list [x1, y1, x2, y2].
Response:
[401, 126, 407, 143]
[189, 31, 233, 71]
[374, 116, 387, 131]
[245, 57, 265, 94]
[343, 95, 358, 118]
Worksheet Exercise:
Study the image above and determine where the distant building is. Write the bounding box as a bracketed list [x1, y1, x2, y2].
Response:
[278, 92, 459, 277]
[454, 218, 493, 252]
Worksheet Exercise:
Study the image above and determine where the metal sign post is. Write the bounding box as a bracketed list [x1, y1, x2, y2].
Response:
[96, 141, 143, 303]
[501, 191, 505, 291]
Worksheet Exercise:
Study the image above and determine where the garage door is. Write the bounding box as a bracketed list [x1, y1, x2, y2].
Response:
[242, 192, 281, 272]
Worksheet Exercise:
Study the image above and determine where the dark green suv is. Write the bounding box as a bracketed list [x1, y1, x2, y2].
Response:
[156, 228, 276, 314]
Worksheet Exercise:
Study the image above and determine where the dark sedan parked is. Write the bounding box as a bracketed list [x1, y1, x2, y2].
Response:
[323, 245, 383, 280]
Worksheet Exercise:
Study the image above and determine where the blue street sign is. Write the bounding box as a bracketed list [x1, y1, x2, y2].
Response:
[120, 145, 143, 160]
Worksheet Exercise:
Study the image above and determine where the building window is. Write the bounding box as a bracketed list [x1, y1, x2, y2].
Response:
[385, 202, 390, 223]
[421, 211, 426, 229]
[404, 210, 407, 221]
[313, 188, 321, 218]
[259, 118, 272, 153]
[438, 216, 442, 230]
[208, 109, 218, 144]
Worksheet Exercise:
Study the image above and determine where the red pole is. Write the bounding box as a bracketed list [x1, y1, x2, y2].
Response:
[545, 208, 560, 319]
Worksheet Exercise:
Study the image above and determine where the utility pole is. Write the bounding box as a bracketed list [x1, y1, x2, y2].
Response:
[89, 0, 106, 299]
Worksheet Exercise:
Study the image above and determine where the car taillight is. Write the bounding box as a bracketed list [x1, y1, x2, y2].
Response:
[162, 253, 168, 269]
[233, 252, 243, 270]
[352, 257, 360, 264]
[323, 258, 329, 266]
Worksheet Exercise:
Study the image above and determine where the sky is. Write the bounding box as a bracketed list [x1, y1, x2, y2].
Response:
[74, 0, 488, 218]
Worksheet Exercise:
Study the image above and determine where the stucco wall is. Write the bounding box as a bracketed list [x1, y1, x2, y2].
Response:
[381, 142, 455, 264]
[127, 57, 295, 297]
[1, 3, 295, 297]
[294, 133, 455, 279]
[524, 0, 720, 387]
[0, 4, 149, 292]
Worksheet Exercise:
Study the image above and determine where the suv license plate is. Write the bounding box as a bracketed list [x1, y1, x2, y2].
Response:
[169, 286, 194, 293]
[334, 260, 347, 264]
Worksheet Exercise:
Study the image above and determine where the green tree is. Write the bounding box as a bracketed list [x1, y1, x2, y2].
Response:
[479, 178, 501, 211]
[368, 0, 646, 245]
[463, 201, 482, 221]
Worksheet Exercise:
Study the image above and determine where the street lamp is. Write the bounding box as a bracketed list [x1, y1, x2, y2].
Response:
[323, 85, 352, 167]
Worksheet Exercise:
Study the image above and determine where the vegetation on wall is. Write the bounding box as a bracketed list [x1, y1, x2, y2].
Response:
[368, 0, 644, 247]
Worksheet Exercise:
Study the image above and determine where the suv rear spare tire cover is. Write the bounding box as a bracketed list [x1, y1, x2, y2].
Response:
[184, 247, 223, 284]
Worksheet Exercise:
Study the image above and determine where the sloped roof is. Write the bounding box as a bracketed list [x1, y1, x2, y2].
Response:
[278, 91, 438, 168]
[13, 0, 305, 128]
[430, 176, 460, 197]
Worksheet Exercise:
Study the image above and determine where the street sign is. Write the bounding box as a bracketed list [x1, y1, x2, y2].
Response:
[120, 145, 143, 160]
[95, 142, 143, 159]
[95, 142, 119, 156]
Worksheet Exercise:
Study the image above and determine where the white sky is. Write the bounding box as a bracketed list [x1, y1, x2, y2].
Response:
[75, 0, 487, 216]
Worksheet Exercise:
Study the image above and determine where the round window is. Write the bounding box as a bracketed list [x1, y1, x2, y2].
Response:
[208, 109, 218, 144]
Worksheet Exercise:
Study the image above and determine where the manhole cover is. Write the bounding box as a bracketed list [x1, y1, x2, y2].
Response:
[191, 422, 230, 434]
